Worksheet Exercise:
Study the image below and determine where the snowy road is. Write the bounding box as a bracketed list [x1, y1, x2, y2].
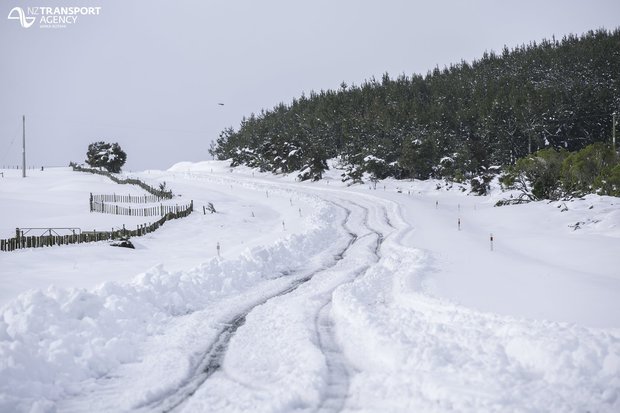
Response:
[166, 199, 385, 412]
[57, 186, 396, 412]
[1, 163, 619, 412]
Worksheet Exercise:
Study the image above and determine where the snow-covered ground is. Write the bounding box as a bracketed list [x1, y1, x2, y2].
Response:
[0, 163, 619, 412]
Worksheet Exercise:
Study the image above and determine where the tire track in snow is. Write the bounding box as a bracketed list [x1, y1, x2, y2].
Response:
[136, 204, 359, 413]
[313, 199, 393, 413]
[135, 184, 398, 413]
[315, 301, 350, 413]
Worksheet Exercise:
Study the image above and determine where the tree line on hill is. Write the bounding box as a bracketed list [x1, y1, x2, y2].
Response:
[209, 28, 620, 198]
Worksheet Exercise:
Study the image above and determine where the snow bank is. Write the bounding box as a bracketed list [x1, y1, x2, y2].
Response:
[332, 239, 620, 412]
[0, 196, 344, 412]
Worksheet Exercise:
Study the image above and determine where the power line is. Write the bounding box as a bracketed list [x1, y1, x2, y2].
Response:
[0, 121, 22, 165]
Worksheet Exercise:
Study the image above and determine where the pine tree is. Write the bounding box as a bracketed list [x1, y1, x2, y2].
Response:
[85, 141, 127, 173]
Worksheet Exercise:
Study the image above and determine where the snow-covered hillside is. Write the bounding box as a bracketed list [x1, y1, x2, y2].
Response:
[0, 164, 619, 412]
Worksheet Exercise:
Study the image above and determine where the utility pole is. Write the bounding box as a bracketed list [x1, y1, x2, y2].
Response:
[22, 115, 26, 178]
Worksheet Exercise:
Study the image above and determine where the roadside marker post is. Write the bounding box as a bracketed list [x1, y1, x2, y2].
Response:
[490, 233, 494, 251]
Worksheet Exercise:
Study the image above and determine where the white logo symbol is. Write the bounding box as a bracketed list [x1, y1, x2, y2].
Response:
[7, 7, 35, 28]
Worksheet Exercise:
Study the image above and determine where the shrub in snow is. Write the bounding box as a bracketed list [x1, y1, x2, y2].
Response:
[500, 148, 567, 201]
[499, 144, 620, 202]
[470, 166, 499, 196]
[561, 143, 620, 196]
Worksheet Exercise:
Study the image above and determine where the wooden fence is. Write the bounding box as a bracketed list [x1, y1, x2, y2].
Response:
[90, 197, 193, 217]
[91, 194, 167, 203]
[1, 203, 193, 252]
[70, 163, 173, 199]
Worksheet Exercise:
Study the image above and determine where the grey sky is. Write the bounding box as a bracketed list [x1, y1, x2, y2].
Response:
[1, 0, 619, 171]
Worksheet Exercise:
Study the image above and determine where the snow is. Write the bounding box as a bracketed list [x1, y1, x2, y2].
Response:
[363, 155, 384, 163]
[1, 163, 619, 412]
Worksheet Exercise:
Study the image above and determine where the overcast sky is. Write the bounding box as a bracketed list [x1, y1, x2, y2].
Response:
[1, 0, 619, 171]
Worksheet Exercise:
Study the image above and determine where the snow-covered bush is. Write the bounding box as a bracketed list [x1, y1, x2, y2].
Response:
[85, 141, 127, 173]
